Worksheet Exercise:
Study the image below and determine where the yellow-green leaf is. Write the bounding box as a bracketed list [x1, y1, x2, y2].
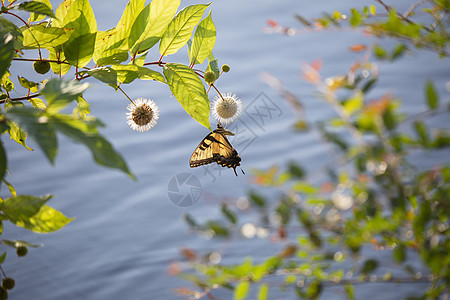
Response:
[93, 29, 129, 66]
[159, 3, 210, 57]
[128, 0, 180, 55]
[0, 195, 52, 224]
[163, 63, 211, 130]
[234, 281, 250, 300]
[189, 11, 216, 65]
[15, 204, 74, 233]
[55, 0, 97, 67]
[21, 24, 73, 49]
[257, 284, 269, 300]
[49, 46, 71, 75]
[111, 64, 165, 84]
[28, 0, 52, 22]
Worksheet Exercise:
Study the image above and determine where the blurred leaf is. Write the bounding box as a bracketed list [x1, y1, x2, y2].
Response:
[349, 8, 363, 27]
[278, 244, 297, 258]
[276, 201, 291, 225]
[0, 140, 6, 181]
[391, 44, 407, 60]
[292, 182, 318, 194]
[257, 283, 269, 300]
[0, 19, 18, 79]
[15, 204, 74, 233]
[234, 281, 250, 300]
[5, 107, 57, 163]
[361, 77, 377, 93]
[374, 44, 387, 59]
[0, 252, 6, 264]
[163, 63, 211, 130]
[361, 259, 378, 274]
[343, 92, 363, 115]
[344, 283, 355, 300]
[287, 161, 305, 179]
[3, 179, 16, 197]
[221, 203, 237, 224]
[293, 119, 309, 131]
[425, 80, 439, 110]
[393, 244, 406, 263]
[50, 114, 135, 179]
[413, 121, 430, 146]
[184, 213, 198, 228]
[0, 195, 52, 225]
[206, 221, 229, 237]
[40, 78, 89, 113]
[249, 191, 266, 207]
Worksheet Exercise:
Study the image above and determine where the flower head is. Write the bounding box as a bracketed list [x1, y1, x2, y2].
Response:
[212, 93, 242, 125]
[126, 98, 159, 132]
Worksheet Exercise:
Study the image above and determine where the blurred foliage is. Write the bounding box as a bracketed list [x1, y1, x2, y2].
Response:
[175, 1, 450, 299]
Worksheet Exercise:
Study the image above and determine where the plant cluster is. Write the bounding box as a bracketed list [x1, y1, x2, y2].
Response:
[174, 1, 450, 299]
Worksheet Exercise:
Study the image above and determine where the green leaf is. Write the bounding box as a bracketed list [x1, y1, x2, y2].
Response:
[374, 44, 387, 59]
[257, 283, 269, 300]
[50, 115, 135, 179]
[15, 204, 74, 233]
[0, 17, 23, 50]
[28, 0, 52, 22]
[160, 3, 210, 57]
[129, 0, 180, 55]
[16, 1, 56, 19]
[5, 107, 57, 163]
[189, 11, 216, 65]
[21, 24, 74, 49]
[0, 139, 6, 182]
[163, 63, 210, 129]
[0, 195, 52, 224]
[205, 220, 229, 237]
[0, 252, 6, 264]
[234, 281, 250, 300]
[425, 80, 439, 109]
[55, 0, 97, 68]
[82, 67, 117, 86]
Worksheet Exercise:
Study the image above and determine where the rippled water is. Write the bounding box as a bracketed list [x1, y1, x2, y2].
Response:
[3, 0, 449, 299]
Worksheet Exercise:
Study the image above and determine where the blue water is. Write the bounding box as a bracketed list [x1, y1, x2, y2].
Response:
[2, 0, 449, 299]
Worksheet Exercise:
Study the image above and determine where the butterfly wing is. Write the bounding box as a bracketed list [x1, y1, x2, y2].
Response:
[190, 125, 244, 176]
[189, 131, 224, 168]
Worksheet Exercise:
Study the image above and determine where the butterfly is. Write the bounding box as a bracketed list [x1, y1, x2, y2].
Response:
[190, 124, 245, 176]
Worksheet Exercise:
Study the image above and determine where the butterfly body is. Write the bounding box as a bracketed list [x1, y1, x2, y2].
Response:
[190, 124, 244, 176]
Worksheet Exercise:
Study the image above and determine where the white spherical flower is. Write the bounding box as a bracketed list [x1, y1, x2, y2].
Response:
[212, 93, 242, 125]
[126, 98, 159, 132]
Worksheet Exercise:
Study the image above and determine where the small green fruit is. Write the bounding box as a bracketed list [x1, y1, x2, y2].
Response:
[2, 278, 14, 290]
[16, 246, 27, 257]
[221, 64, 230, 73]
[0, 287, 7, 300]
[204, 71, 216, 85]
[33, 60, 50, 75]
